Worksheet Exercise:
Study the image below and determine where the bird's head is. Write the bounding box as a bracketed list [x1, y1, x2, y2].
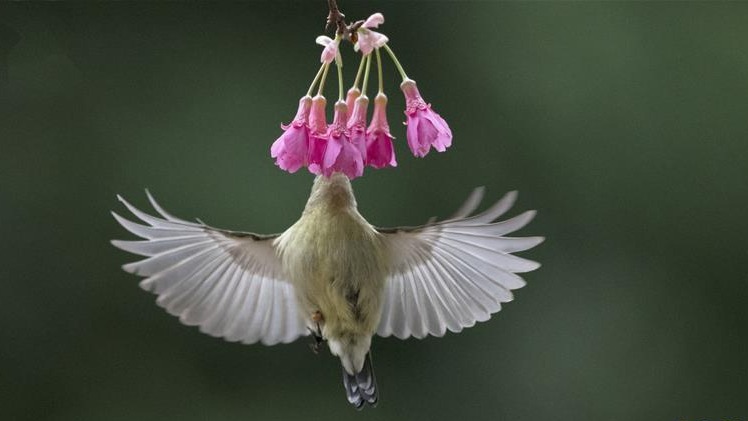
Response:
[306, 173, 358, 211]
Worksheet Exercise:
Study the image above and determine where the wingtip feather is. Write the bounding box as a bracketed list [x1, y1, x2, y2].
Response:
[449, 186, 486, 220]
[121, 261, 140, 275]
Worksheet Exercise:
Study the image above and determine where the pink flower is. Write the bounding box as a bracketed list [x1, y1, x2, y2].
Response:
[355, 13, 389, 55]
[345, 87, 361, 116]
[366, 93, 397, 168]
[270, 95, 313, 173]
[316, 36, 340, 64]
[307, 95, 329, 175]
[347, 95, 369, 161]
[322, 101, 364, 179]
[401, 79, 452, 157]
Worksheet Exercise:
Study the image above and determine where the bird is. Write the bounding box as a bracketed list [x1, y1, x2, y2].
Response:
[111, 173, 544, 409]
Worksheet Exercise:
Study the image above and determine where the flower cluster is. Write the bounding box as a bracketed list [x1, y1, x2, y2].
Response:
[270, 13, 452, 180]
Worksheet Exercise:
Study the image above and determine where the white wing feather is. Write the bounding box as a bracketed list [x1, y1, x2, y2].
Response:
[111, 192, 308, 345]
[377, 190, 544, 339]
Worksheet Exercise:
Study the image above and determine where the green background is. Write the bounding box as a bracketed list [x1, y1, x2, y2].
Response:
[2, 1, 747, 420]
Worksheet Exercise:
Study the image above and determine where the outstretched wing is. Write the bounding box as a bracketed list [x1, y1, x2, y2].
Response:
[111, 191, 308, 345]
[376, 188, 544, 339]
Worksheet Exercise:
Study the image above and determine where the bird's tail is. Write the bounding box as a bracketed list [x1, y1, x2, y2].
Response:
[342, 352, 378, 410]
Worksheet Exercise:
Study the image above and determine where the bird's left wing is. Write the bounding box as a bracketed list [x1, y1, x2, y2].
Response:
[111, 192, 308, 346]
[376, 189, 544, 339]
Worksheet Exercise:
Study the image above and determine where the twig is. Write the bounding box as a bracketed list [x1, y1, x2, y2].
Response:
[325, 0, 364, 43]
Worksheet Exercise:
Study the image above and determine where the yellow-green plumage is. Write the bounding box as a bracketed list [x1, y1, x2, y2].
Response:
[275, 174, 389, 375]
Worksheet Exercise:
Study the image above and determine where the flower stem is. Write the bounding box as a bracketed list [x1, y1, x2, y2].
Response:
[307, 63, 326, 97]
[361, 54, 372, 97]
[316, 63, 330, 96]
[376, 48, 383, 94]
[383, 44, 408, 81]
[352, 55, 366, 90]
[336, 56, 344, 102]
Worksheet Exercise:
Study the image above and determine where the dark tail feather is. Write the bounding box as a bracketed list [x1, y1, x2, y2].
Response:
[342, 352, 378, 410]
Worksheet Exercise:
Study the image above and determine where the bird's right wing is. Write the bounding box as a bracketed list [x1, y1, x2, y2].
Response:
[111, 192, 309, 346]
[376, 189, 543, 340]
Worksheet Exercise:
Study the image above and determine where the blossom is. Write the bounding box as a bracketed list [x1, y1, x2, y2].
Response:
[401, 79, 452, 157]
[347, 95, 369, 161]
[345, 87, 361, 116]
[270, 95, 313, 173]
[307, 95, 329, 175]
[355, 13, 389, 55]
[365, 93, 397, 168]
[322, 101, 365, 179]
[316, 35, 341, 65]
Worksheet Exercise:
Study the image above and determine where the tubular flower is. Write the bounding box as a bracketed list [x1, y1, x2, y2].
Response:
[366, 93, 397, 169]
[401, 79, 452, 157]
[270, 95, 313, 173]
[347, 95, 369, 162]
[345, 87, 361, 115]
[322, 101, 364, 179]
[355, 13, 389, 55]
[307, 95, 329, 175]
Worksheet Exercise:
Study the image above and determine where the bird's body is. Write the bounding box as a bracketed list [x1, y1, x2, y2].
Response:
[112, 174, 543, 409]
[276, 174, 387, 376]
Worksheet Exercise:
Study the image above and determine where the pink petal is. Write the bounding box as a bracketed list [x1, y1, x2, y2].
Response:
[334, 140, 364, 179]
[315, 35, 333, 46]
[322, 135, 343, 174]
[422, 108, 453, 151]
[317, 36, 339, 64]
[363, 13, 384, 29]
[406, 114, 426, 157]
[366, 130, 397, 169]
[270, 125, 309, 173]
[356, 30, 389, 56]
[307, 134, 327, 175]
[350, 129, 367, 160]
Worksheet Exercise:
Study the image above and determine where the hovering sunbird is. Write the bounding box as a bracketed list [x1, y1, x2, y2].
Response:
[112, 175, 543, 409]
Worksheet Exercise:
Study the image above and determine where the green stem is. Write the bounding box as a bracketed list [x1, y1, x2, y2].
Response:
[375, 48, 383, 94]
[337, 58, 344, 102]
[307, 63, 326, 97]
[352, 55, 366, 90]
[361, 54, 372, 97]
[316, 63, 331, 96]
[383, 44, 408, 81]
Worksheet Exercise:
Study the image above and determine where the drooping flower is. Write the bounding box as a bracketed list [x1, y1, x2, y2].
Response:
[366, 93, 397, 168]
[347, 95, 369, 162]
[307, 95, 329, 175]
[355, 13, 389, 55]
[270, 95, 313, 173]
[316, 35, 341, 65]
[322, 101, 364, 179]
[269, 11, 455, 178]
[401, 79, 452, 157]
[345, 87, 361, 115]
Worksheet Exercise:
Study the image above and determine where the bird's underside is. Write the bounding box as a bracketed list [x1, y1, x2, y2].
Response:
[111, 177, 543, 409]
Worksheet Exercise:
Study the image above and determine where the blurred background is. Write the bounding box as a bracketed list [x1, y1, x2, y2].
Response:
[1, 1, 747, 420]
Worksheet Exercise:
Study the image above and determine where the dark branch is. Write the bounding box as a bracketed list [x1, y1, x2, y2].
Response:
[325, 0, 365, 43]
[326, 0, 346, 35]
